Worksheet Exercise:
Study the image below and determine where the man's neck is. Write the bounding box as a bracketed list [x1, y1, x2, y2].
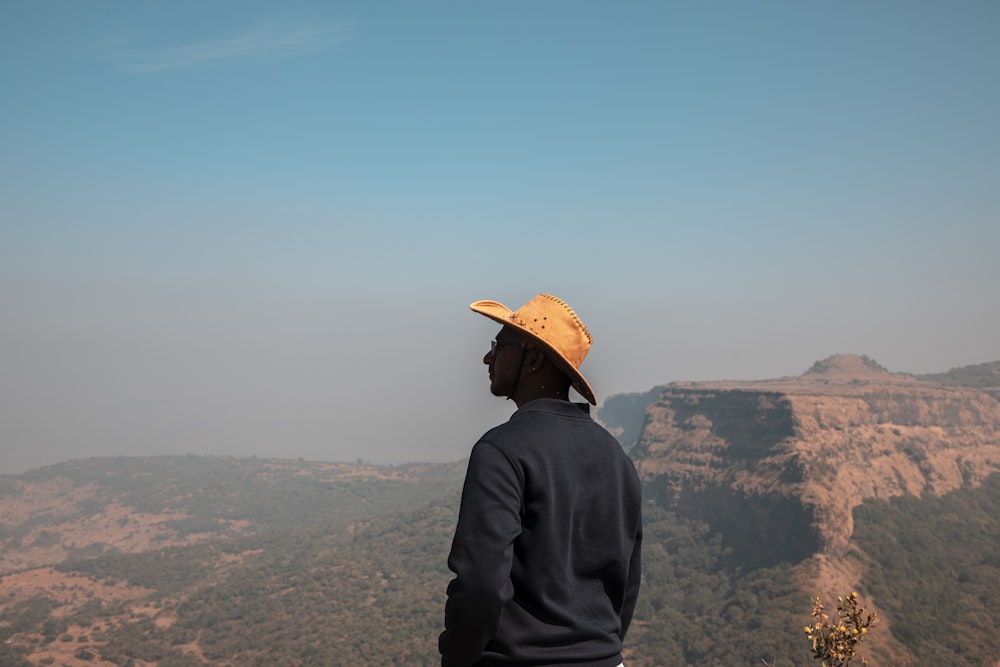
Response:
[512, 385, 570, 408]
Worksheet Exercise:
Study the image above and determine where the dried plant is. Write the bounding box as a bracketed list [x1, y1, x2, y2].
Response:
[803, 592, 878, 667]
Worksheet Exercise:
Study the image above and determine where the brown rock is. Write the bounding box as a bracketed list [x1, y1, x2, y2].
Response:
[627, 354, 1000, 565]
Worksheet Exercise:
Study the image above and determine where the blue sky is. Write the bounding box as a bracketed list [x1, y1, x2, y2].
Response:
[2, 1, 998, 472]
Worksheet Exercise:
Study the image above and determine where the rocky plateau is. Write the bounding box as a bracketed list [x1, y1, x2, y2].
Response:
[601, 354, 1000, 567]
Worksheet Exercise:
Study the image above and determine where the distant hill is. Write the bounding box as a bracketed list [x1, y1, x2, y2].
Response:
[3, 356, 1000, 665]
[916, 359, 1000, 400]
[1, 455, 465, 574]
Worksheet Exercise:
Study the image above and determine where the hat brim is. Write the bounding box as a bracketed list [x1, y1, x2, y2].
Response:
[471, 300, 597, 405]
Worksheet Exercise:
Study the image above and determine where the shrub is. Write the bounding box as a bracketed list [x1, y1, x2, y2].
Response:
[803, 592, 877, 666]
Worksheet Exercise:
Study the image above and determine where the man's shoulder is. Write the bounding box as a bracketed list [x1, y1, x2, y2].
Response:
[476, 417, 529, 447]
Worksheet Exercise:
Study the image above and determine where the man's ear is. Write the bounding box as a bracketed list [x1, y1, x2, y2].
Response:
[524, 347, 549, 374]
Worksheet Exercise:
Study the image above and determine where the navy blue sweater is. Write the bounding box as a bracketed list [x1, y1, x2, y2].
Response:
[440, 399, 643, 667]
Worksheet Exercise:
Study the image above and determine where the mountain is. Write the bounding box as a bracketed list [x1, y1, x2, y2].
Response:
[2, 355, 1000, 665]
[601, 354, 1000, 563]
[600, 354, 1000, 663]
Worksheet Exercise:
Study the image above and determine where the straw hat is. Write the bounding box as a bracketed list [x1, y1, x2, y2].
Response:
[470, 293, 596, 405]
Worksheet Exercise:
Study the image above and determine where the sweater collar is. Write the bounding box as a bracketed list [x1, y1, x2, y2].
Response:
[511, 397, 591, 420]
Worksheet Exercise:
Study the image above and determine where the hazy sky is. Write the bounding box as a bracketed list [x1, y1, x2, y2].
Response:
[2, 1, 998, 474]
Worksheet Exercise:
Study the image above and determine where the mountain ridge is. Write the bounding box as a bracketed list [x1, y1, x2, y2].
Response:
[600, 355, 1000, 636]
[602, 354, 1000, 555]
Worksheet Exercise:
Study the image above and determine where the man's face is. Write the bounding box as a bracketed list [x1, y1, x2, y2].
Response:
[484, 327, 526, 398]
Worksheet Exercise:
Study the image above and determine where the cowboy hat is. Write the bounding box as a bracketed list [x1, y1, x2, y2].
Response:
[470, 293, 596, 405]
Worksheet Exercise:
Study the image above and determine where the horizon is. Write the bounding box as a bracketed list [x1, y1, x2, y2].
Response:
[3, 353, 996, 476]
[3, 1, 999, 474]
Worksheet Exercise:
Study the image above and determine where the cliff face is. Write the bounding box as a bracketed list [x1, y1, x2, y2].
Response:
[614, 355, 1000, 567]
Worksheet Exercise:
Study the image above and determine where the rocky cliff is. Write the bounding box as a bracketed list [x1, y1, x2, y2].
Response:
[603, 354, 1000, 567]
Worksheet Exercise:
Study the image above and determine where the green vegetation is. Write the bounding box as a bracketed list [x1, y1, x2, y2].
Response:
[3, 457, 999, 665]
[37, 500, 455, 665]
[624, 505, 807, 666]
[56, 542, 236, 594]
[0, 643, 33, 667]
[10, 455, 465, 534]
[852, 474, 1000, 664]
[32, 501, 817, 665]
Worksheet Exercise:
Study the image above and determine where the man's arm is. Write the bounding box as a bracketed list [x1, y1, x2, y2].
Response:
[439, 440, 523, 667]
[619, 507, 642, 639]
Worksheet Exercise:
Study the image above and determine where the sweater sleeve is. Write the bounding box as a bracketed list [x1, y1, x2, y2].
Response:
[439, 440, 523, 667]
[619, 508, 643, 639]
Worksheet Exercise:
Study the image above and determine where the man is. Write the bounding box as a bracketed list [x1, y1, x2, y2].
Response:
[440, 293, 643, 667]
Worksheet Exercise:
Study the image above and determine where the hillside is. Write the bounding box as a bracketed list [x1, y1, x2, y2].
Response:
[4, 459, 997, 666]
[0, 456, 467, 666]
[917, 359, 1000, 401]
[603, 354, 1000, 564]
[1, 455, 465, 574]
[2, 356, 1000, 665]
[601, 354, 1000, 663]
